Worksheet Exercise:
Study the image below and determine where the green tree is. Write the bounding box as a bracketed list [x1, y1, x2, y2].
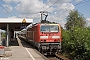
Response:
[65, 10, 86, 30]
[62, 10, 90, 60]
[62, 27, 90, 60]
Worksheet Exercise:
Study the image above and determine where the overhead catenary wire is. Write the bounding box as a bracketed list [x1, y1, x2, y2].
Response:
[29, 0, 50, 19]
[54, 0, 74, 15]
[42, 0, 50, 11]
[45, 0, 60, 11]
[0, 0, 12, 12]
[0, 0, 13, 16]
[33, 0, 60, 20]
[50, 0, 89, 23]
[58, 0, 90, 16]
[30, 0, 89, 20]
[0, 4, 13, 16]
[32, 12, 41, 19]
[31, 0, 89, 21]
[74, 0, 87, 6]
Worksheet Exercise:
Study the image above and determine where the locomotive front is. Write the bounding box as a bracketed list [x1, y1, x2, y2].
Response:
[39, 24, 62, 55]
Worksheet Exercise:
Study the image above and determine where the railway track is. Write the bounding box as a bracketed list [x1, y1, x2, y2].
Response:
[19, 37, 70, 60]
[18, 36, 70, 60]
[47, 54, 70, 60]
[55, 54, 70, 60]
[49, 57, 59, 60]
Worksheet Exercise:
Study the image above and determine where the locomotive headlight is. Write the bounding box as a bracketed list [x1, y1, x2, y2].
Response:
[40, 36, 48, 39]
[52, 36, 60, 38]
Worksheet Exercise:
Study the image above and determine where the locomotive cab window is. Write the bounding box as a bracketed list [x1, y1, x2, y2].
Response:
[40, 25, 49, 32]
[40, 25, 59, 32]
[50, 25, 59, 32]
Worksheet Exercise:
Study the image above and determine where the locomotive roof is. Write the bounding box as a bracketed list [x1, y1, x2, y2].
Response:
[40, 23, 59, 25]
[26, 23, 60, 28]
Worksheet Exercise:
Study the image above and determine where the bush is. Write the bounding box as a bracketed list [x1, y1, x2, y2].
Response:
[62, 27, 90, 60]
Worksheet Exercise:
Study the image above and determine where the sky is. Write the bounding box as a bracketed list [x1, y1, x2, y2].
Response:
[0, 0, 90, 28]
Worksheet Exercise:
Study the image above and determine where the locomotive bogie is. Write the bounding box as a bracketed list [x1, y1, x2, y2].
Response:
[38, 42, 61, 55]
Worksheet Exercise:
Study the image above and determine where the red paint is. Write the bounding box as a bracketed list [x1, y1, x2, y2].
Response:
[26, 23, 62, 43]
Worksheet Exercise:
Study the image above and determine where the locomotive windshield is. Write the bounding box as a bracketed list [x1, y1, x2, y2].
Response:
[40, 25, 59, 32]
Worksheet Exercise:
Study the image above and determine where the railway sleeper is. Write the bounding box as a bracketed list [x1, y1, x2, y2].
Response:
[55, 54, 70, 60]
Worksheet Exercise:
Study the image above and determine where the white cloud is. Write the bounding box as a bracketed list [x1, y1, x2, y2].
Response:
[16, 0, 43, 12]
[46, 3, 74, 27]
[3, 0, 21, 3]
[75, 0, 83, 2]
[3, 4, 12, 12]
[8, 16, 17, 18]
[3, 0, 75, 28]
[60, 3, 74, 10]
[48, 0, 71, 4]
[86, 18, 90, 21]
[15, 0, 44, 18]
[85, 18, 90, 27]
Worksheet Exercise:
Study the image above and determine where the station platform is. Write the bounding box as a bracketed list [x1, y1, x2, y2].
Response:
[0, 36, 48, 60]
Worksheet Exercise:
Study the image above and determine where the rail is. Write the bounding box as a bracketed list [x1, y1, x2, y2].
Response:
[55, 54, 70, 60]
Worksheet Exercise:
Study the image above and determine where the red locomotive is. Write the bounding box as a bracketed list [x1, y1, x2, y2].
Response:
[26, 23, 62, 55]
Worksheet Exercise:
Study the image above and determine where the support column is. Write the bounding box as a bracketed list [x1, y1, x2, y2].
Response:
[0, 29, 1, 45]
[6, 24, 9, 47]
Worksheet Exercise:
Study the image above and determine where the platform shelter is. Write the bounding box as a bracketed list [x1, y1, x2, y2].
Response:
[0, 18, 33, 47]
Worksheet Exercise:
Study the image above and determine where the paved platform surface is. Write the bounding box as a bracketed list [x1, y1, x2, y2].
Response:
[0, 36, 47, 60]
[0, 46, 44, 60]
